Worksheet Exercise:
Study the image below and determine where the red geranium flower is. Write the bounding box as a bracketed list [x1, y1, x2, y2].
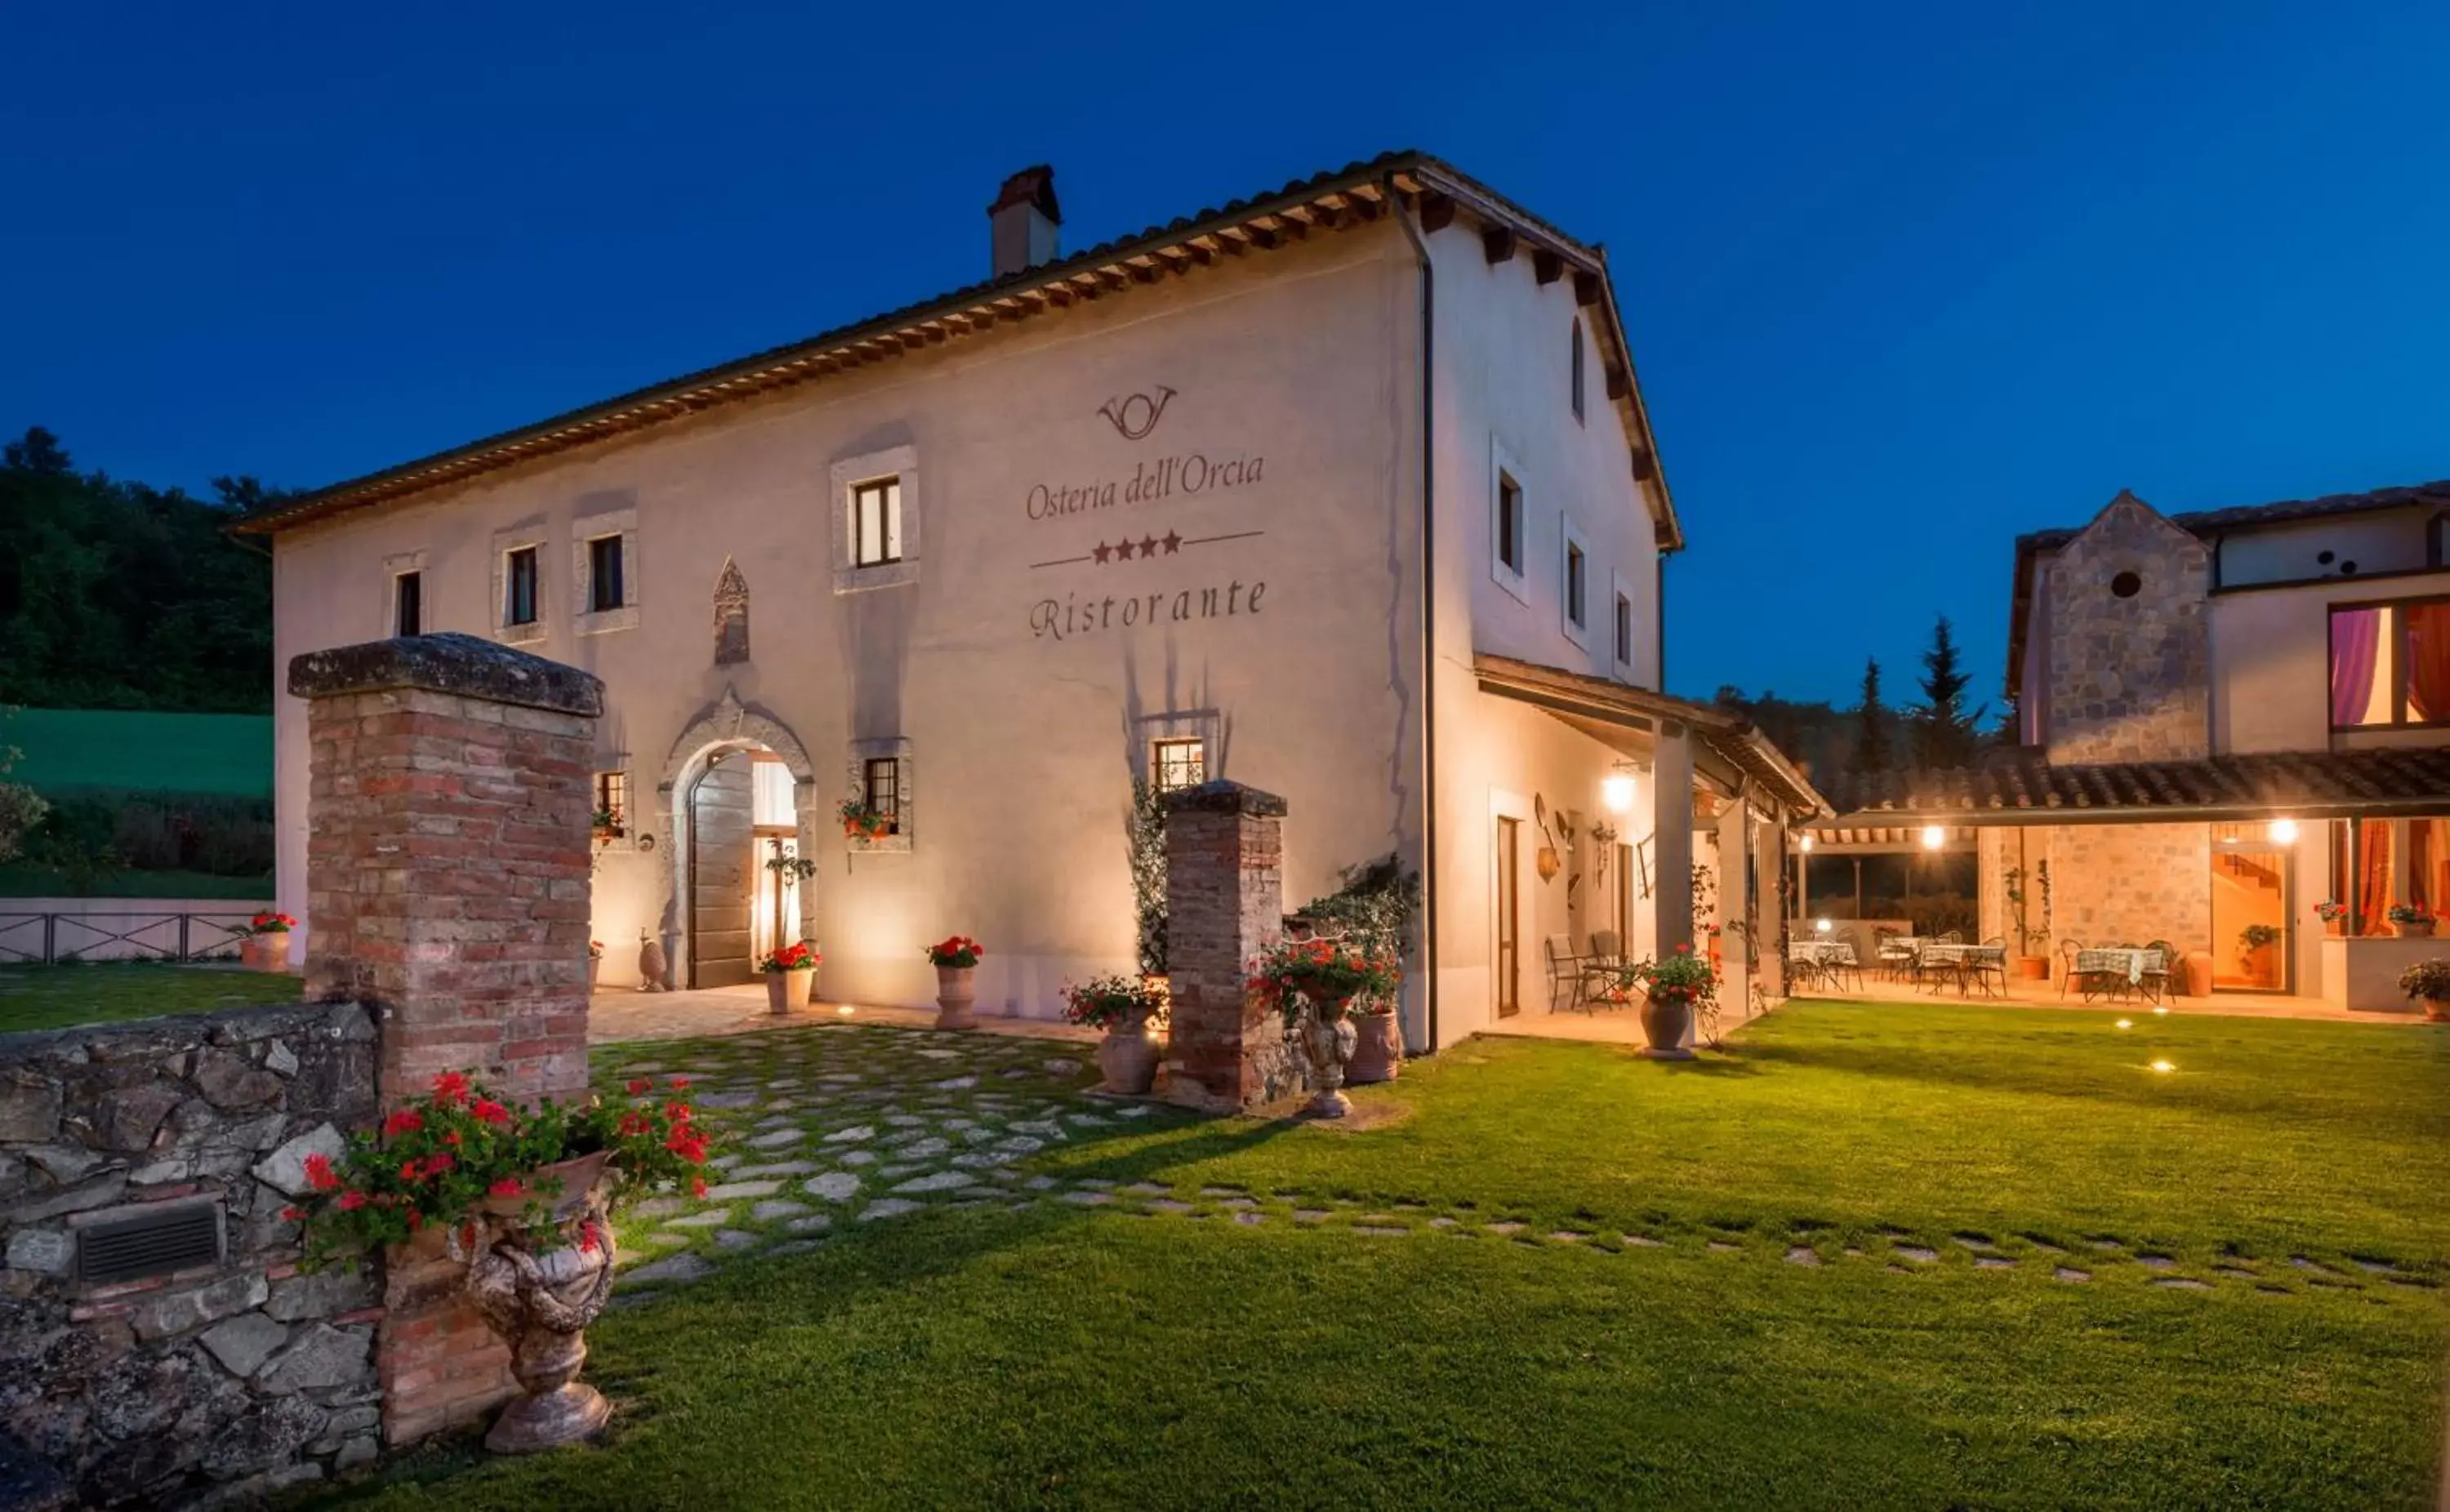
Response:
[383, 1108, 425, 1137]
[626, 1078, 651, 1094]
[489, 1179, 524, 1198]
[337, 1190, 368, 1212]
[470, 1099, 510, 1126]
[422, 1153, 456, 1177]
[669, 1076, 691, 1091]
[431, 1071, 470, 1105]
[664, 1101, 691, 1121]
[303, 1153, 340, 1191]
[280, 1206, 304, 1223]
[691, 1176, 709, 1198]
[399, 1161, 422, 1183]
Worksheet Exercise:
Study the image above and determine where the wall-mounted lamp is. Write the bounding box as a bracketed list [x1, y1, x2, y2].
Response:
[1920, 825, 1946, 851]
[1797, 834, 1815, 852]
[1601, 765, 1637, 815]
[2268, 817, 2299, 845]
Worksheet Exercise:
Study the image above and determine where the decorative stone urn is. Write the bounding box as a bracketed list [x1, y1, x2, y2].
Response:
[1638, 991, 1695, 1061]
[1345, 1009, 1403, 1084]
[242, 928, 290, 973]
[1095, 1007, 1161, 1094]
[766, 966, 812, 1016]
[934, 965, 978, 1030]
[586, 954, 602, 993]
[1303, 991, 1360, 1118]
[460, 1150, 617, 1454]
[636, 933, 667, 993]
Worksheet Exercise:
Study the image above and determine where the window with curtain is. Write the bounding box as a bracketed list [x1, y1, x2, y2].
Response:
[2359, 818, 2394, 936]
[2329, 598, 2450, 727]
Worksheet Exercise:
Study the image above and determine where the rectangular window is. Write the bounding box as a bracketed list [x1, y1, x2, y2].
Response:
[1152, 737, 1206, 793]
[506, 546, 540, 626]
[592, 771, 629, 834]
[2328, 597, 2450, 728]
[1570, 320, 1586, 424]
[1565, 541, 1587, 629]
[394, 571, 423, 638]
[1614, 591, 1633, 665]
[862, 757, 902, 834]
[1497, 474, 1522, 574]
[853, 478, 903, 568]
[587, 535, 625, 612]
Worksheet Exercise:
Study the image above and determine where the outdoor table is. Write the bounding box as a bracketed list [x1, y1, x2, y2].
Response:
[1917, 943, 2007, 996]
[2074, 948, 2162, 1002]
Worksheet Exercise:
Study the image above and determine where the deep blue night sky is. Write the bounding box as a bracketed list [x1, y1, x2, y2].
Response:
[5, 2, 2444, 705]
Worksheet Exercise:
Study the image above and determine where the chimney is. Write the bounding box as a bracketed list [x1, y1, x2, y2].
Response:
[988, 166, 1062, 278]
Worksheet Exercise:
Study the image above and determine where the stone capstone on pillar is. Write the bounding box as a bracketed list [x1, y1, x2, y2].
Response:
[287, 631, 604, 1455]
[1159, 780, 1315, 1113]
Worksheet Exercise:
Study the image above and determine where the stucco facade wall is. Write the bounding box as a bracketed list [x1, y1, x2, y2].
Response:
[274, 227, 1427, 1030]
[2210, 568, 2450, 754]
[2043, 496, 2212, 764]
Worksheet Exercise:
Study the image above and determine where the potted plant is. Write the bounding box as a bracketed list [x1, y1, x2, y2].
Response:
[2389, 903, 2435, 938]
[2237, 923, 2281, 986]
[290, 1070, 714, 1453]
[757, 940, 819, 1015]
[2004, 861, 2052, 979]
[2396, 958, 2450, 1023]
[1062, 974, 1167, 1093]
[839, 797, 893, 842]
[587, 940, 604, 993]
[765, 845, 821, 998]
[1285, 857, 1420, 1086]
[2314, 900, 2350, 937]
[1247, 937, 1404, 1117]
[590, 803, 624, 843]
[1621, 944, 1717, 1061]
[237, 911, 296, 973]
[925, 935, 985, 1029]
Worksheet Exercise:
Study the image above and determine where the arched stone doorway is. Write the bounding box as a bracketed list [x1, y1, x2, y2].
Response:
[658, 690, 819, 990]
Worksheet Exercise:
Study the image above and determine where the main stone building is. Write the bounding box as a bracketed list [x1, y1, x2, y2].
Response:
[243, 153, 1822, 1051]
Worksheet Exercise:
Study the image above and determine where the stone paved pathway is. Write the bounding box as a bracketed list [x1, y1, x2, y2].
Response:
[599, 1024, 2440, 1310]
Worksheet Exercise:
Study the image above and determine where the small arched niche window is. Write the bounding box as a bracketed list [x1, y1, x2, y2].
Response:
[1570, 318, 1586, 424]
[2110, 570, 2143, 599]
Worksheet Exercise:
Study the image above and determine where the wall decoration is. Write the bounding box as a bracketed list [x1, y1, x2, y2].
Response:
[1097, 385, 1177, 440]
[713, 558, 750, 665]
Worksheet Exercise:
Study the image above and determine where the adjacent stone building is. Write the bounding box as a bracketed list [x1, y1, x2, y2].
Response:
[1810, 478, 2450, 1010]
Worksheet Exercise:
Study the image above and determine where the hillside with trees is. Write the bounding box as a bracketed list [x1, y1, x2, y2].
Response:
[0, 426, 279, 714]
[1711, 615, 2010, 788]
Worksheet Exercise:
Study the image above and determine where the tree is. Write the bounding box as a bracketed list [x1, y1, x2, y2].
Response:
[1912, 615, 1987, 769]
[1848, 659, 1891, 774]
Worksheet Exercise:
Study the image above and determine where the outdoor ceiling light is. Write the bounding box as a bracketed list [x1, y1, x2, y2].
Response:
[2269, 817, 2300, 845]
[1814, 918, 1833, 934]
[1920, 825, 1945, 851]
[1601, 767, 1637, 814]
[1798, 834, 1815, 852]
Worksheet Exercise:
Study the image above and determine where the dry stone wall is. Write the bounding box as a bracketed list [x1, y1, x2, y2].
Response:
[2042, 494, 2212, 763]
[0, 1000, 381, 1508]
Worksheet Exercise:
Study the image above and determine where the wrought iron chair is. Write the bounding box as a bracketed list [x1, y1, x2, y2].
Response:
[1967, 937, 2010, 998]
[2058, 938, 2087, 998]
[1583, 929, 1628, 1008]
[1543, 934, 1591, 1013]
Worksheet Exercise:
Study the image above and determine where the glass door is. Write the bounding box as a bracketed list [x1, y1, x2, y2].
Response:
[2210, 822, 2292, 993]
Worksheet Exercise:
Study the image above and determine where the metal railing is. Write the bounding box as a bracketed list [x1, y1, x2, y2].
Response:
[0, 909, 266, 966]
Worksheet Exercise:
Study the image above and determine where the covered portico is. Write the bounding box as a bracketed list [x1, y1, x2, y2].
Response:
[1467, 656, 1828, 1030]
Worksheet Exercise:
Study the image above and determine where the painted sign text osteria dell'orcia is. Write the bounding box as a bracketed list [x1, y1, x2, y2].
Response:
[1027, 389, 1268, 643]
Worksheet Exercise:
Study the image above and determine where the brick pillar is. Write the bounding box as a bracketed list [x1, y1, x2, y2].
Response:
[286, 631, 603, 1448]
[1160, 780, 1303, 1112]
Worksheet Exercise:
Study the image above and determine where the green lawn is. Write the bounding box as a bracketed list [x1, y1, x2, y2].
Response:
[0, 864, 272, 900]
[0, 962, 299, 1034]
[0, 707, 271, 796]
[317, 1002, 2449, 1510]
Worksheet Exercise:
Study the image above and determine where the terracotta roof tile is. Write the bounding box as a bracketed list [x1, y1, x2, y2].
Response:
[1814, 747, 2450, 825]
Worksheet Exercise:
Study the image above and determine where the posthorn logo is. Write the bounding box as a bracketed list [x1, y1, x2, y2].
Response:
[1097, 386, 1177, 440]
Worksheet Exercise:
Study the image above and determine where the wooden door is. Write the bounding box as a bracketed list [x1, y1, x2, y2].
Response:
[689, 752, 756, 987]
[1495, 816, 1521, 1018]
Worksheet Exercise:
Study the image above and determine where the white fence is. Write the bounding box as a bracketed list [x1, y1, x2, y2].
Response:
[0, 897, 274, 965]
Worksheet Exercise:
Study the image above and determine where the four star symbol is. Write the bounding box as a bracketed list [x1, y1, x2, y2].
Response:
[1084, 531, 1192, 567]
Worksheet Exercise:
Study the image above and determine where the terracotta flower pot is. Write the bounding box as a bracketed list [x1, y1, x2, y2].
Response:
[2398, 918, 2436, 938]
[766, 967, 811, 1016]
[2323, 918, 2347, 938]
[1639, 991, 1695, 1061]
[2011, 956, 2049, 981]
[245, 929, 290, 973]
[482, 1150, 614, 1223]
[637, 936, 667, 993]
[934, 963, 978, 1030]
[1346, 1011, 1403, 1083]
[2422, 996, 2450, 1023]
[1095, 1007, 1160, 1094]
[586, 957, 602, 993]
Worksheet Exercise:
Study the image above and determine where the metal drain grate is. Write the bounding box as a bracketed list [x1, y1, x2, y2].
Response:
[76, 1202, 223, 1285]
